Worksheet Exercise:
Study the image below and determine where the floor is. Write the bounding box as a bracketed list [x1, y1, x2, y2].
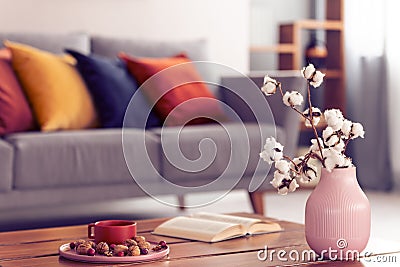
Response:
[1, 189, 400, 243]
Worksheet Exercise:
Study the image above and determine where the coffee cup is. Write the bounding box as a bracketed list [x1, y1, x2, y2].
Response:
[88, 220, 137, 244]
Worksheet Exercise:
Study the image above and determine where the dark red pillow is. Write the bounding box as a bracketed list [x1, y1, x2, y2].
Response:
[0, 48, 35, 134]
[119, 53, 225, 126]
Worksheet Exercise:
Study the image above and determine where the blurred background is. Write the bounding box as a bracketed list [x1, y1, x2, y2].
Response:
[0, 0, 399, 241]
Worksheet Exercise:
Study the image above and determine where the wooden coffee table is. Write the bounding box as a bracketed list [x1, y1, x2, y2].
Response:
[0, 213, 399, 266]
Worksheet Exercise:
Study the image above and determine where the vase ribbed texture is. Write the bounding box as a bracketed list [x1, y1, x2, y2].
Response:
[305, 167, 370, 259]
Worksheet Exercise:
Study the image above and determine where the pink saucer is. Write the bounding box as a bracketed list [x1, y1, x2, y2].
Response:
[59, 243, 169, 263]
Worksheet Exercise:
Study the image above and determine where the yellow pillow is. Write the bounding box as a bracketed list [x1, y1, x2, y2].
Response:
[4, 41, 97, 131]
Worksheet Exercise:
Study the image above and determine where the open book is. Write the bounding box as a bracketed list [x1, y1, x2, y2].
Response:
[152, 212, 282, 243]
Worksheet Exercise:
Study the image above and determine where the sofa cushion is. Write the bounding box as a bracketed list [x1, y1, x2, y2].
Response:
[0, 139, 13, 192]
[0, 49, 35, 135]
[120, 53, 225, 126]
[152, 122, 285, 184]
[0, 32, 90, 54]
[91, 37, 214, 84]
[5, 129, 161, 190]
[66, 49, 160, 128]
[5, 41, 98, 131]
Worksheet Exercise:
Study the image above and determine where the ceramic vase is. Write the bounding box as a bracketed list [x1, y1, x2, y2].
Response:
[305, 167, 370, 260]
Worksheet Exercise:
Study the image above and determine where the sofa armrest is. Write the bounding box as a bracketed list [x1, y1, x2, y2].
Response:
[220, 71, 306, 158]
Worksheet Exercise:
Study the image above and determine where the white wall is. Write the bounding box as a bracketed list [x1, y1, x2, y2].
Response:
[0, 0, 249, 73]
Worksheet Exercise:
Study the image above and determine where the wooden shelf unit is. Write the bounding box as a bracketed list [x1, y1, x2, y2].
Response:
[251, 0, 345, 113]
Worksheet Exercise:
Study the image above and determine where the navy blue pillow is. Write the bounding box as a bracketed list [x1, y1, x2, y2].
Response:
[66, 49, 160, 128]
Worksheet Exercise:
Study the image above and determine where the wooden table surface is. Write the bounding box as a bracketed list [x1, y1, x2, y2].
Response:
[0, 213, 399, 266]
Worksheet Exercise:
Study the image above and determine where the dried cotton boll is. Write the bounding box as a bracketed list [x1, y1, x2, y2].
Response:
[324, 109, 344, 131]
[278, 179, 299, 195]
[271, 171, 287, 188]
[301, 64, 325, 87]
[323, 148, 346, 171]
[310, 71, 325, 88]
[303, 107, 322, 127]
[302, 64, 316, 79]
[323, 127, 339, 147]
[343, 157, 353, 167]
[259, 150, 271, 164]
[283, 91, 304, 107]
[260, 137, 284, 164]
[351, 122, 365, 139]
[261, 76, 278, 96]
[282, 92, 291, 106]
[332, 139, 345, 153]
[275, 160, 290, 174]
[300, 163, 318, 183]
[310, 138, 323, 153]
[341, 119, 352, 137]
[278, 186, 289, 195]
[288, 179, 299, 192]
[290, 156, 304, 171]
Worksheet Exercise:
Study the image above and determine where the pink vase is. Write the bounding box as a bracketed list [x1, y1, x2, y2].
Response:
[305, 167, 370, 260]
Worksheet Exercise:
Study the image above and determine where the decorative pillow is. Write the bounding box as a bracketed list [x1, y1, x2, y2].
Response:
[119, 53, 225, 126]
[0, 48, 11, 58]
[4, 41, 98, 131]
[0, 48, 35, 135]
[65, 49, 160, 128]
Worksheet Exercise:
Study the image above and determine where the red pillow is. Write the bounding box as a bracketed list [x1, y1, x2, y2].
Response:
[0, 48, 35, 135]
[119, 53, 225, 126]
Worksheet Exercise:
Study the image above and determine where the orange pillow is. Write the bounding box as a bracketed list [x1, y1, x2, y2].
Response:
[119, 53, 225, 126]
[5, 41, 97, 131]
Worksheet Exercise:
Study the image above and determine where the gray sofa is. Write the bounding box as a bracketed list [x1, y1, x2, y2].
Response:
[0, 33, 304, 222]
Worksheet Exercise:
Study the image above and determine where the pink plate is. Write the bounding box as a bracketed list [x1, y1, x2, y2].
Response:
[59, 243, 169, 263]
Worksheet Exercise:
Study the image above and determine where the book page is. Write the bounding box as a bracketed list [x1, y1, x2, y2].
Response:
[192, 212, 261, 229]
[153, 216, 243, 242]
[248, 221, 282, 234]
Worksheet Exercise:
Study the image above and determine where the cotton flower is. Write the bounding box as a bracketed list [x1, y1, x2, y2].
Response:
[310, 138, 323, 153]
[323, 148, 346, 171]
[310, 71, 325, 88]
[290, 156, 304, 172]
[261, 76, 279, 96]
[260, 137, 284, 164]
[332, 139, 345, 153]
[282, 91, 304, 107]
[342, 157, 353, 167]
[278, 179, 299, 195]
[323, 127, 340, 147]
[259, 65, 366, 194]
[300, 163, 318, 183]
[302, 64, 316, 80]
[303, 107, 322, 127]
[275, 160, 290, 174]
[289, 179, 300, 192]
[270, 170, 287, 188]
[350, 122, 365, 139]
[341, 119, 353, 138]
[324, 109, 344, 131]
[301, 64, 325, 88]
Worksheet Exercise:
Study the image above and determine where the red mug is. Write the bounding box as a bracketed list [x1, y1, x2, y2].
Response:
[88, 220, 137, 244]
